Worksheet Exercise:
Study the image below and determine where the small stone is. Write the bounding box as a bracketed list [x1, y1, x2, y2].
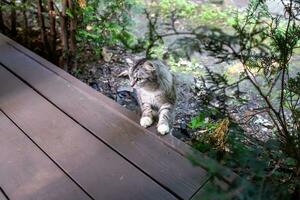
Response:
[89, 82, 100, 91]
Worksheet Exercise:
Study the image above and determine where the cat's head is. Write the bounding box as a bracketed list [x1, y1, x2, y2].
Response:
[128, 59, 158, 88]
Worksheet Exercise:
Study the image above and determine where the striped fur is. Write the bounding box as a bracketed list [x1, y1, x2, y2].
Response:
[129, 59, 176, 135]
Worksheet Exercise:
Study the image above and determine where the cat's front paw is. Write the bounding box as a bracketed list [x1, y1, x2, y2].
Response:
[140, 117, 153, 128]
[157, 124, 170, 135]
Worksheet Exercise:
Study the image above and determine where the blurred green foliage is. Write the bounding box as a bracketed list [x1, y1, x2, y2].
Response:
[145, 0, 235, 28]
[76, 0, 138, 55]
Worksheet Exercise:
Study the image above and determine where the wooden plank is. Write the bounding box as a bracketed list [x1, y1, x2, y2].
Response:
[191, 178, 240, 200]
[0, 193, 7, 200]
[0, 66, 176, 200]
[0, 188, 8, 200]
[0, 34, 209, 199]
[191, 179, 218, 200]
[149, 125, 238, 184]
[0, 111, 90, 200]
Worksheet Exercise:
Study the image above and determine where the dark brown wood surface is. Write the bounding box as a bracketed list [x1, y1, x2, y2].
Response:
[0, 34, 209, 200]
[0, 65, 177, 200]
[0, 193, 8, 200]
[0, 111, 91, 200]
[0, 188, 8, 200]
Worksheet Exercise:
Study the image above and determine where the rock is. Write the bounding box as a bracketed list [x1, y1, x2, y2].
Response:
[102, 47, 113, 62]
[88, 66, 97, 74]
[117, 85, 134, 93]
[89, 82, 100, 91]
[116, 85, 139, 111]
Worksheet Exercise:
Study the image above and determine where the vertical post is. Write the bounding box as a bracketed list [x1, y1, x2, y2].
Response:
[0, 1, 4, 33]
[67, 0, 77, 69]
[22, 0, 29, 46]
[37, 0, 50, 56]
[48, 0, 57, 63]
[60, 0, 69, 71]
[10, 0, 16, 37]
[67, 0, 76, 53]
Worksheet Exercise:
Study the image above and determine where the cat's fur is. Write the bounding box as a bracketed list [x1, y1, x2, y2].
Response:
[128, 58, 176, 135]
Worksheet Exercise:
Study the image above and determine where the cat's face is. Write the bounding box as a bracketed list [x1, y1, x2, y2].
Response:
[129, 60, 157, 88]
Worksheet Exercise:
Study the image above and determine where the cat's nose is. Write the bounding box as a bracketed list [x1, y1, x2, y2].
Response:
[130, 80, 136, 87]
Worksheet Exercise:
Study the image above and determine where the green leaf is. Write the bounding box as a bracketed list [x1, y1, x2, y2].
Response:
[284, 157, 297, 166]
[188, 112, 206, 129]
[66, 8, 74, 18]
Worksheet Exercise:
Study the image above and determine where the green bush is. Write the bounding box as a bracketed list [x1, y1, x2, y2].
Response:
[77, 0, 138, 55]
[184, 1, 300, 198]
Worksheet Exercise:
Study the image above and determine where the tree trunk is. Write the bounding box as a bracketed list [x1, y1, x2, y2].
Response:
[37, 0, 50, 56]
[67, 0, 76, 53]
[60, 0, 69, 70]
[0, 2, 4, 33]
[48, 0, 57, 63]
[67, 0, 77, 68]
[22, 0, 29, 46]
[10, 0, 16, 37]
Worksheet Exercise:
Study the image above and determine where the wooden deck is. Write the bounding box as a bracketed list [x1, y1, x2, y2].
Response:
[0, 33, 238, 200]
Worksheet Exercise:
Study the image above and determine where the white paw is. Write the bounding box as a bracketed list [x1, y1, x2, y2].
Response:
[157, 124, 170, 135]
[140, 117, 153, 128]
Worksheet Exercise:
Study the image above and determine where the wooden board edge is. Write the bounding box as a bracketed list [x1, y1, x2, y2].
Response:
[0, 187, 8, 200]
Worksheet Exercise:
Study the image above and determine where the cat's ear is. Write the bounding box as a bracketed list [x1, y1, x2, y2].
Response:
[143, 61, 155, 72]
[120, 58, 134, 77]
[118, 69, 129, 77]
[125, 58, 134, 67]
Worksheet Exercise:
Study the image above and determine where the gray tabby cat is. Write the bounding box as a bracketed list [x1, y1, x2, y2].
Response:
[128, 58, 176, 135]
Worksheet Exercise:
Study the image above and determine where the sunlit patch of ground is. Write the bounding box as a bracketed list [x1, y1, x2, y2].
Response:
[226, 62, 243, 75]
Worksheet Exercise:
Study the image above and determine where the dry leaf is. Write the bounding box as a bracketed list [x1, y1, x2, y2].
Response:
[78, 0, 86, 8]
[211, 118, 230, 150]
